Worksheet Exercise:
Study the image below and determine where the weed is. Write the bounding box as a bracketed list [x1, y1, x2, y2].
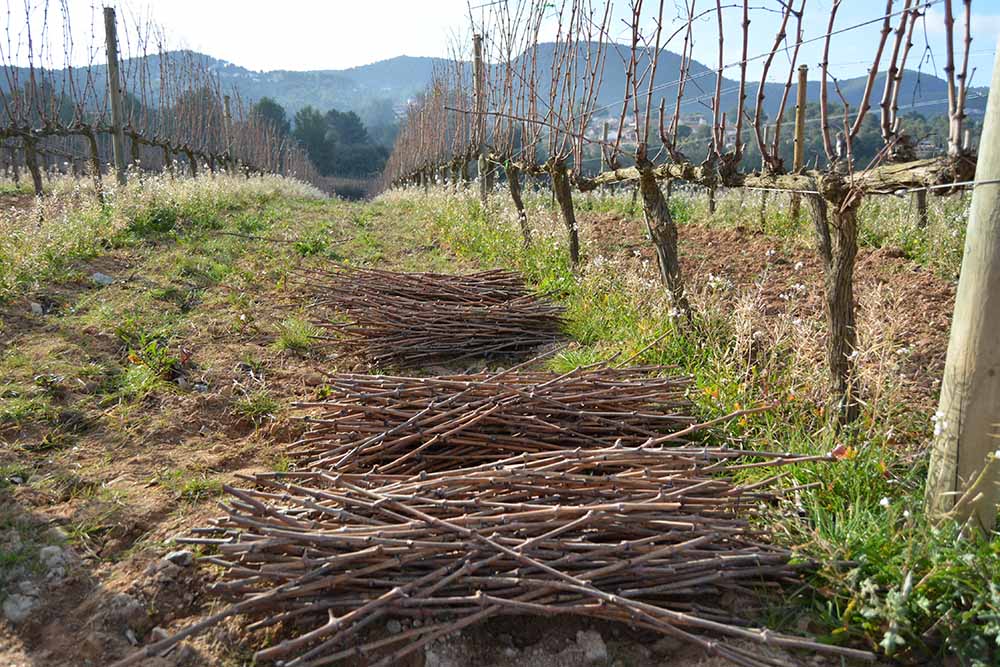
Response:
[233, 390, 279, 426]
[159, 469, 223, 502]
[273, 317, 319, 354]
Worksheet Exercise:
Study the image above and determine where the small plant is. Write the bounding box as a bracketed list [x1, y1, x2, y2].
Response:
[158, 469, 224, 502]
[273, 317, 319, 354]
[234, 389, 279, 426]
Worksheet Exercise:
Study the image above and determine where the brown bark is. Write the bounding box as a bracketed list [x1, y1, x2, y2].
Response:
[22, 137, 44, 196]
[185, 149, 197, 177]
[807, 193, 860, 426]
[759, 190, 769, 231]
[8, 147, 20, 186]
[912, 189, 929, 228]
[84, 129, 104, 197]
[547, 158, 579, 267]
[637, 163, 692, 323]
[505, 162, 531, 247]
[163, 147, 174, 178]
[130, 135, 140, 171]
[708, 184, 717, 214]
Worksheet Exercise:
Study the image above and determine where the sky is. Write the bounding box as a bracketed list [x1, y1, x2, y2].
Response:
[4, 0, 998, 87]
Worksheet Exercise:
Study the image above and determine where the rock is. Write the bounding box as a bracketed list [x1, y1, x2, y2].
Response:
[3, 593, 37, 624]
[38, 545, 65, 568]
[171, 644, 199, 665]
[104, 593, 152, 635]
[17, 580, 39, 597]
[80, 631, 111, 661]
[91, 272, 115, 286]
[304, 373, 324, 386]
[576, 630, 608, 665]
[386, 619, 402, 634]
[502, 647, 518, 658]
[164, 550, 194, 567]
[30, 302, 44, 315]
[1, 529, 22, 552]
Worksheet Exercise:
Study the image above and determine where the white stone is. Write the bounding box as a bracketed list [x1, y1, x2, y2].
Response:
[3, 593, 36, 624]
[576, 630, 608, 664]
[90, 272, 114, 286]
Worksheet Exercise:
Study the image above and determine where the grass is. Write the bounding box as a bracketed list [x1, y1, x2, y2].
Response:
[233, 389, 280, 426]
[158, 469, 224, 502]
[273, 316, 320, 354]
[385, 185, 999, 665]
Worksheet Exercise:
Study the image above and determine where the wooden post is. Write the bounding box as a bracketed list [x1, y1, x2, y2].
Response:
[759, 127, 770, 230]
[790, 64, 808, 221]
[223, 94, 233, 171]
[103, 7, 128, 185]
[925, 43, 1000, 532]
[601, 121, 610, 195]
[473, 33, 488, 208]
[912, 188, 929, 228]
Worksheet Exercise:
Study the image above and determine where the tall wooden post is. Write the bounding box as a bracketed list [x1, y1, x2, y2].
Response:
[912, 188, 929, 228]
[223, 94, 233, 172]
[925, 43, 1000, 532]
[790, 64, 808, 221]
[473, 33, 488, 208]
[103, 7, 128, 185]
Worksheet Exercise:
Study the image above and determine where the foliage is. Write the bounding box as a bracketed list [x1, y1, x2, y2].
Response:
[251, 96, 291, 135]
[292, 104, 388, 178]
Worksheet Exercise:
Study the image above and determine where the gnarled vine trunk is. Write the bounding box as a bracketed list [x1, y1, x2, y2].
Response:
[185, 149, 197, 177]
[504, 162, 531, 247]
[22, 137, 44, 196]
[83, 129, 104, 196]
[807, 193, 860, 426]
[546, 158, 579, 267]
[637, 163, 692, 322]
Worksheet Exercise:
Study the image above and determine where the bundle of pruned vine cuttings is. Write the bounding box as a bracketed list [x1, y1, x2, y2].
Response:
[299, 266, 565, 367]
[290, 364, 704, 474]
[120, 448, 874, 667]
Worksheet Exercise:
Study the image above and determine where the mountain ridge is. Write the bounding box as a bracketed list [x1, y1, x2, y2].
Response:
[3, 45, 986, 135]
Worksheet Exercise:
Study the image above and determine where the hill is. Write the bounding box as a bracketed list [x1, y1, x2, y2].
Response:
[2, 45, 985, 138]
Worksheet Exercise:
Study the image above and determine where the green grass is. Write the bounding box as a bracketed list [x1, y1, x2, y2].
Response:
[273, 317, 320, 354]
[405, 187, 999, 664]
[158, 469, 224, 502]
[233, 389, 280, 426]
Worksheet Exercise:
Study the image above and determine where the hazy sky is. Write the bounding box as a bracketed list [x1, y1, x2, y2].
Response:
[7, 1, 999, 87]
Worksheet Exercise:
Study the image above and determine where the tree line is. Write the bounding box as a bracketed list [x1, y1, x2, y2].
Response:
[251, 97, 389, 179]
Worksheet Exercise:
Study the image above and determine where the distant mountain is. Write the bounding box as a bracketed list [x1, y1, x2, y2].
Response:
[3, 45, 985, 135]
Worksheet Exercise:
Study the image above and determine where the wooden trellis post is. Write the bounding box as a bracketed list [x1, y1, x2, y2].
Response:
[103, 7, 128, 185]
[790, 64, 807, 221]
[925, 43, 1000, 531]
[473, 33, 487, 207]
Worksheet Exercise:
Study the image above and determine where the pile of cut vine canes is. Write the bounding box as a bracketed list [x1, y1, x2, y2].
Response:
[117, 448, 873, 667]
[301, 266, 565, 367]
[289, 364, 700, 474]
[111, 267, 875, 667]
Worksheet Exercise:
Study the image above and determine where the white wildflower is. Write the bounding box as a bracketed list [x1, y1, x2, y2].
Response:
[879, 497, 891, 508]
